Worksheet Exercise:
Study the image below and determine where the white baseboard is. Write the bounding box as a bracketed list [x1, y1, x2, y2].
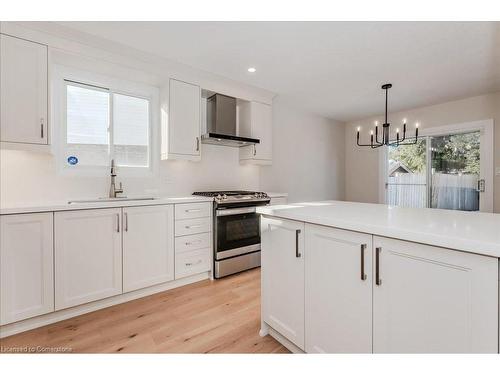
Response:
[262, 322, 304, 353]
[0, 272, 209, 338]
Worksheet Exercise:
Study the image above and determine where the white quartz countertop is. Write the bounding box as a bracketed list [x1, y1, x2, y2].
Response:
[0, 196, 213, 215]
[257, 200, 500, 258]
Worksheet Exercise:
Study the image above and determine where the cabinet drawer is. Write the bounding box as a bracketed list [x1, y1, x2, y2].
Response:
[175, 248, 210, 279]
[175, 232, 210, 253]
[175, 202, 211, 220]
[175, 217, 211, 237]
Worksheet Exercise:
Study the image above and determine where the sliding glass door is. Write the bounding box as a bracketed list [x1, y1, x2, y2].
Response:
[387, 139, 427, 208]
[385, 130, 486, 212]
[430, 132, 480, 211]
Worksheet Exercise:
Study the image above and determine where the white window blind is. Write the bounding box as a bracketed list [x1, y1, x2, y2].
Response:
[113, 93, 150, 167]
[66, 83, 110, 166]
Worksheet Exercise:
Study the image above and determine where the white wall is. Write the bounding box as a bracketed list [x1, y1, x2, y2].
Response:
[260, 96, 345, 203]
[345, 92, 500, 212]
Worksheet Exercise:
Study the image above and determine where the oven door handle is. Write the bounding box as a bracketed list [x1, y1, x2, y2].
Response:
[216, 207, 257, 216]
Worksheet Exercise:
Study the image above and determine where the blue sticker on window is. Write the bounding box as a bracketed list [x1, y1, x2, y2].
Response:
[67, 156, 78, 165]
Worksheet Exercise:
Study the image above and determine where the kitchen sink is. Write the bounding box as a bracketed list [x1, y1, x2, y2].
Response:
[68, 197, 158, 204]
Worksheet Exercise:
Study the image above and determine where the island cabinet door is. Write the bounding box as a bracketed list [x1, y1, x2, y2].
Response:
[261, 216, 305, 350]
[373, 236, 498, 353]
[305, 224, 373, 353]
[122, 205, 174, 293]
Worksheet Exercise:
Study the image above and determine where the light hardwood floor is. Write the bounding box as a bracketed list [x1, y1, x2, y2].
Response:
[0, 268, 288, 353]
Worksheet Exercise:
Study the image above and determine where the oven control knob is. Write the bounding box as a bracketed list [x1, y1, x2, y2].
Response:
[254, 193, 259, 198]
[216, 194, 222, 201]
[222, 194, 227, 200]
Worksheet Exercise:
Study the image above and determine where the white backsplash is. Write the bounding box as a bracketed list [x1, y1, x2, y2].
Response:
[0, 144, 260, 207]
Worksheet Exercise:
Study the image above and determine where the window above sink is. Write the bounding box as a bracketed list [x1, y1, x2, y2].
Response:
[52, 65, 160, 177]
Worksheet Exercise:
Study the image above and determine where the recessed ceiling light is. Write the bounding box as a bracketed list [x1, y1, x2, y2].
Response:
[247, 67, 256, 73]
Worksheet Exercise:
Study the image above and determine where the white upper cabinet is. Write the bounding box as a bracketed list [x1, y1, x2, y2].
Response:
[122, 205, 175, 293]
[239, 101, 272, 164]
[305, 224, 373, 353]
[372, 236, 498, 353]
[261, 216, 305, 350]
[54, 209, 122, 310]
[0, 213, 54, 325]
[162, 78, 201, 161]
[0, 34, 48, 146]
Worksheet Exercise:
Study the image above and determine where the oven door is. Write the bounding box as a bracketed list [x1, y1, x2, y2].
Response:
[215, 206, 261, 260]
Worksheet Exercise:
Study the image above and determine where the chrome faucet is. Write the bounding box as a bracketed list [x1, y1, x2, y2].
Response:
[109, 159, 124, 198]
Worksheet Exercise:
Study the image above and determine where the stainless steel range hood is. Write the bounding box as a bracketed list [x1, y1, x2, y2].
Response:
[202, 93, 260, 147]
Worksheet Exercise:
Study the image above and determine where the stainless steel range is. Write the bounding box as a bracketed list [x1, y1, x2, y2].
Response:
[192, 191, 270, 278]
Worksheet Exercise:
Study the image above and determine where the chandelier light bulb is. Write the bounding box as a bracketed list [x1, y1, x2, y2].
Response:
[374, 121, 379, 126]
[357, 127, 361, 132]
[370, 130, 374, 135]
[403, 118, 407, 124]
[415, 122, 420, 128]
[396, 128, 400, 133]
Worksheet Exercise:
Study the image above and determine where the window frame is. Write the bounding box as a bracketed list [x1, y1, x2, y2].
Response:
[53, 65, 159, 177]
[378, 119, 494, 212]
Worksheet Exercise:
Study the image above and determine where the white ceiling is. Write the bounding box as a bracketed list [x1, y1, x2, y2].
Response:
[57, 22, 500, 122]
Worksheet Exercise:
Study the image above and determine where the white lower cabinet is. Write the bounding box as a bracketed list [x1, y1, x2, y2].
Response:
[263, 222, 499, 353]
[175, 248, 210, 279]
[0, 213, 54, 325]
[261, 217, 305, 349]
[1, 202, 213, 332]
[123, 205, 174, 293]
[305, 224, 373, 353]
[372, 236, 498, 353]
[55, 208, 122, 310]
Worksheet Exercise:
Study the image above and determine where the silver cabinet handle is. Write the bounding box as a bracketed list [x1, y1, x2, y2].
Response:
[360, 244, 367, 281]
[295, 229, 301, 258]
[116, 213, 120, 233]
[186, 260, 202, 267]
[186, 225, 202, 229]
[124, 212, 128, 232]
[40, 118, 44, 139]
[196, 137, 200, 151]
[253, 144, 257, 156]
[185, 240, 202, 246]
[375, 247, 382, 286]
[185, 209, 202, 213]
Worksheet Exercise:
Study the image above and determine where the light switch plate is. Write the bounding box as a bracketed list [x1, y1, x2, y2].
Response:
[496, 167, 500, 176]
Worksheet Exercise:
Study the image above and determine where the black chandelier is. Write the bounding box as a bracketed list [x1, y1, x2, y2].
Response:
[357, 83, 419, 148]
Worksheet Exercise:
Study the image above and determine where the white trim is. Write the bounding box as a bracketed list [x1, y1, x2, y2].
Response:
[265, 324, 304, 353]
[52, 64, 160, 178]
[0, 271, 209, 338]
[378, 147, 387, 204]
[379, 119, 494, 212]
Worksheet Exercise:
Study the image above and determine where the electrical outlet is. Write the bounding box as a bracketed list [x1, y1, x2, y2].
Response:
[496, 167, 500, 177]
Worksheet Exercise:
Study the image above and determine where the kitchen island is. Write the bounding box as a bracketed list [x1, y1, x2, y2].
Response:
[257, 201, 500, 353]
